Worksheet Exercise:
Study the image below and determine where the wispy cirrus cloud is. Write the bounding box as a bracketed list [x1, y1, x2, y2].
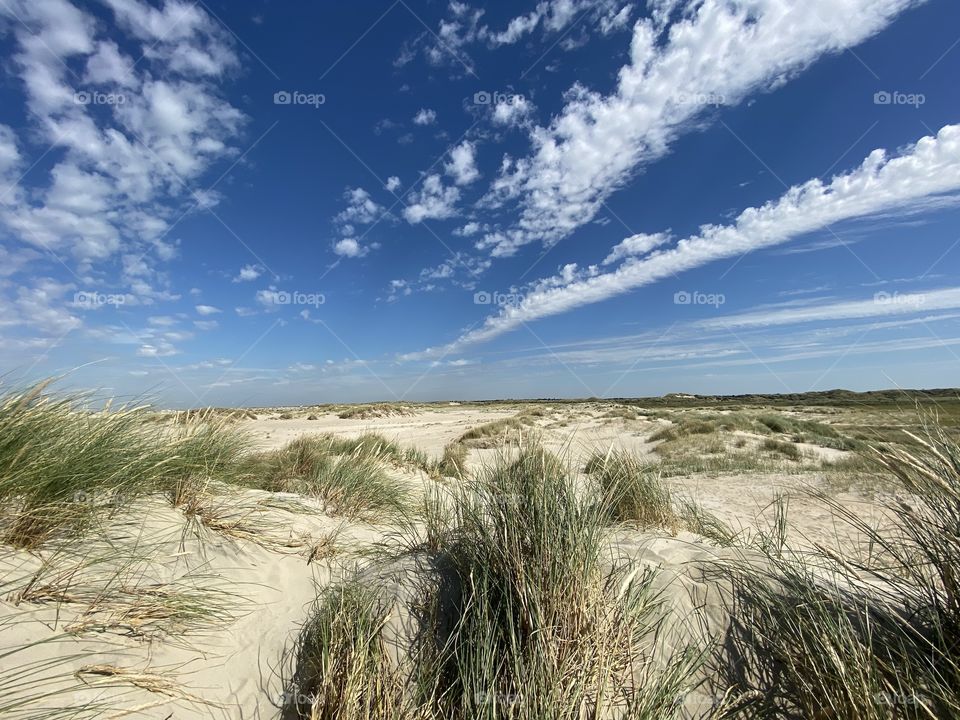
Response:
[476, 0, 925, 257]
[407, 123, 960, 359]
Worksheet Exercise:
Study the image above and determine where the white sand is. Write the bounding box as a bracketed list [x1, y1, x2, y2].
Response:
[0, 403, 885, 718]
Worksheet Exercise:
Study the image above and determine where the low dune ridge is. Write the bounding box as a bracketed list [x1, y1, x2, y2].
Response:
[1, 384, 958, 718]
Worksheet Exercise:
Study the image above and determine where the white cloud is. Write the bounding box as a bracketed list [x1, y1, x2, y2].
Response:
[454, 221, 485, 236]
[234, 264, 262, 282]
[409, 123, 960, 358]
[84, 40, 136, 86]
[195, 304, 221, 315]
[598, 4, 633, 34]
[0, 124, 22, 177]
[102, 0, 239, 77]
[0, 0, 246, 285]
[387, 279, 412, 302]
[0, 278, 82, 336]
[333, 237, 369, 257]
[385, 176, 402, 192]
[413, 108, 437, 125]
[412, 1, 635, 70]
[329, 187, 389, 259]
[403, 174, 460, 223]
[335, 187, 386, 225]
[602, 232, 670, 265]
[697, 288, 960, 330]
[491, 95, 533, 127]
[137, 340, 178, 357]
[445, 141, 480, 185]
[480, 0, 922, 256]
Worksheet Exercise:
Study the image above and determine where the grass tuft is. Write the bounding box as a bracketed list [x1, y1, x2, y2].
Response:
[287, 443, 707, 718]
[0, 383, 248, 548]
[240, 436, 409, 521]
[585, 450, 678, 530]
[716, 422, 960, 718]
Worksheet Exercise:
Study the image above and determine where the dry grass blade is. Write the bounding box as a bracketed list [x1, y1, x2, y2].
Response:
[76, 664, 218, 708]
[4, 539, 241, 641]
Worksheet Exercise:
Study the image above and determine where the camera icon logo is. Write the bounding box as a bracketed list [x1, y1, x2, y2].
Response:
[274, 91, 292, 105]
[473, 91, 491, 105]
[473, 291, 492, 304]
[673, 290, 692, 305]
[873, 91, 891, 105]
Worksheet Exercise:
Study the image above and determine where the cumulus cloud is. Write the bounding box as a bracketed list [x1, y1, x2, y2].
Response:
[195, 304, 221, 315]
[333, 237, 369, 257]
[385, 175, 402, 192]
[454, 221, 485, 236]
[602, 232, 670, 265]
[408, 123, 960, 358]
[412, 108, 437, 125]
[330, 186, 389, 259]
[0, 0, 246, 287]
[84, 40, 136, 86]
[491, 95, 534, 128]
[335, 187, 386, 225]
[445, 141, 480, 185]
[234, 264, 262, 282]
[403, 174, 460, 223]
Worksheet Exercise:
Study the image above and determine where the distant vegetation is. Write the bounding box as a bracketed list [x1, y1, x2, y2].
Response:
[337, 403, 418, 420]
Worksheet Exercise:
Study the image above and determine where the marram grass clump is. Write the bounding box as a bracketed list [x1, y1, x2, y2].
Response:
[239, 435, 409, 520]
[716, 422, 960, 718]
[287, 444, 709, 719]
[585, 449, 678, 530]
[0, 382, 248, 548]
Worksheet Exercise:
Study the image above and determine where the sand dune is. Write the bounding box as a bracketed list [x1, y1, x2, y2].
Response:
[2, 396, 957, 718]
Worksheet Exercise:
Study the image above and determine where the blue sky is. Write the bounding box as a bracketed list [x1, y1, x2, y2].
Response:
[1, 0, 959, 407]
